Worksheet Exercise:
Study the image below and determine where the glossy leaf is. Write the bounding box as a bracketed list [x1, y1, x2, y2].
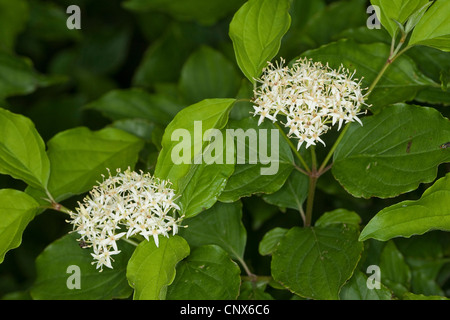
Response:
[409, 0, 450, 52]
[271, 225, 363, 300]
[154, 98, 235, 191]
[179, 201, 246, 260]
[229, 0, 291, 83]
[0, 189, 39, 263]
[0, 108, 50, 190]
[219, 117, 294, 202]
[370, 0, 429, 37]
[45, 127, 144, 202]
[333, 104, 450, 199]
[176, 145, 235, 218]
[31, 233, 134, 300]
[360, 174, 450, 242]
[166, 245, 241, 300]
[315, 209, 362, 229]
[258, 227, 288, 256]
[126, 235, 190, 300]
[262, 169, 309, 211]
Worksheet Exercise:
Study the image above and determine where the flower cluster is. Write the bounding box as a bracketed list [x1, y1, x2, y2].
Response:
[67, 168, 183, 271]
[252, 57, 369, 149]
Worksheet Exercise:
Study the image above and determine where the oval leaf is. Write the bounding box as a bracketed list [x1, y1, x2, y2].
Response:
[166, 245, 241, 300]
[218, 117, 294, 202]
[271, 225, 363, 300]
[179, 46, 241, 104]
[409, 0, 450, 52]
[155, 98, 235, 191]
[229, 0, 291, 83]
[0, 189, 39, 263]
[126, 235, 190, 300]
[360, 173, 450, 241]
[179, 201, 246, 261]
[31, 233, 134, 300]
[0, 108, 50, 190]
[370, 0, 429, 37]
[44, 127, 144, 202]
[332, 104, 450, 198]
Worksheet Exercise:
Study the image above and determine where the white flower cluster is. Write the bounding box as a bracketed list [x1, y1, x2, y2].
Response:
[67, 168, 182, 271]
[253, 58, 369, 149]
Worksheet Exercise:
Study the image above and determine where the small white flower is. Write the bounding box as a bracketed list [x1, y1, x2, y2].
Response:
[252, 57, 370, 149]
[67, 168, 183, 272]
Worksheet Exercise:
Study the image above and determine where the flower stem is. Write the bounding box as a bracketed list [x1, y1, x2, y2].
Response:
[274, 122, 311, 173]
[121, 238, 139, 247]
[304, 146, 318, 227]
[304, 174, 318, 227]
[302, 41, 412, 227]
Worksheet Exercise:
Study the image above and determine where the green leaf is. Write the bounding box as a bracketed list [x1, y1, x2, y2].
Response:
[262, 168, 309, 211]
[218, 117, 294, 202]
[229, 0, 291, 84]
[404, 1, 433, 34]
[301, 39, 436, 109]
[0, 108, 50, 190]
[258, 227, 288, 256]
[406, 46, 450, 84]
[176, 143, 235, 218]
[340, 271, 393, 300]
[0, 0, 28, 51]
[271, 225, 363, 300]
[166, 245, 241, 299]
[408, 257, 448, 296]
[360, 174, 450, 242]
[315, 209, 362, 229]
[132, 22, 206, 88]
[332, 104, 450, 199]
[179, 46, 241, 104]
[370, 0, 429, 37]
[126, 235, 190, 300]
[379, 241, 411, 297]
[30, 233, 134, 300]
[124, 0, 245, 25]
[0, 51, 64, 100]
[302, 0, 367, 48]
[179, 201, 246, 261]
[85, 88, 183, 126]
[0, 189, 39, 263]
[409, 0, 450, 52]
[154, 98, 235, 191]
[45, 127, 144, 202]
